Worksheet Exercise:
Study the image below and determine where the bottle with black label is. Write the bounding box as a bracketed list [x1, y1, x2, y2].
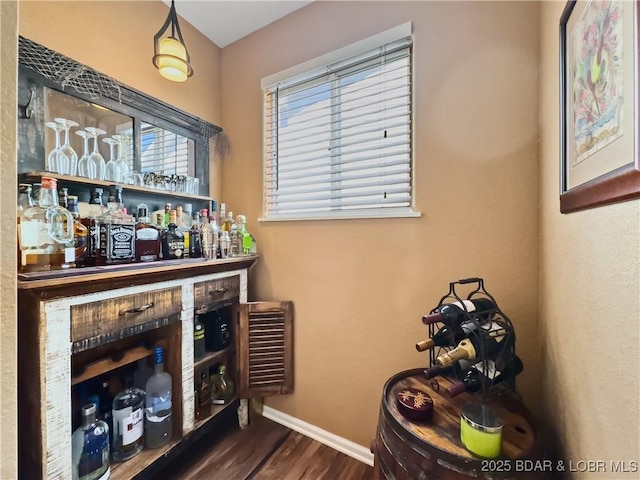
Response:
[205, 311, 231, 351]
[422, 298, 496, 327]
[96, 185, 135, 265]
[161, 210, 184, 260]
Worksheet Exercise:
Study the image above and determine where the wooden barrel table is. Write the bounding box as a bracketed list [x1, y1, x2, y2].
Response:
[374, 369, 542, 480]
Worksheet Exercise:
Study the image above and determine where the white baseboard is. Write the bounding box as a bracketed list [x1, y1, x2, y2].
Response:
[261, 406, 375, 467]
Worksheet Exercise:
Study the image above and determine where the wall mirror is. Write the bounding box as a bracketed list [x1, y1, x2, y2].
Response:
[17, 36, 220, 199]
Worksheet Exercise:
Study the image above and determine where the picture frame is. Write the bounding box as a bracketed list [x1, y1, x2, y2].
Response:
[559, 0, 640, 213]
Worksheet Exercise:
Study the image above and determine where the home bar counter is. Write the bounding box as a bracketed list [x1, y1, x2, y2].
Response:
[18, 256, 258, 480]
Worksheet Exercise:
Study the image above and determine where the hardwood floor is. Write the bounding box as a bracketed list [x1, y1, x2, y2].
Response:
[158, 414, 373, 480]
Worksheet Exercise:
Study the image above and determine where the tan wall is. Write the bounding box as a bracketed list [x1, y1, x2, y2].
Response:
[18, 0, 224, 197]
[1, 2, 18, 477]
[221, 1, 541, 447]
[539, 2, 640, 475]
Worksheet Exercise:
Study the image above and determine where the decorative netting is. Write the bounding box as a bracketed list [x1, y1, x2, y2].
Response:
[19, 36, 122, 103]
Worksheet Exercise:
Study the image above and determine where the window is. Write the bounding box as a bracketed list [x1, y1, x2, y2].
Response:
[262, 26, 414, 220]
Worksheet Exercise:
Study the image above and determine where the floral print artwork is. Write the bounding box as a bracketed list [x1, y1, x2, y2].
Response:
[572, 0, 623, 165]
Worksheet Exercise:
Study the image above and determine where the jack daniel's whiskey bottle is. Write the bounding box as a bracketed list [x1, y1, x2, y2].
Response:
[96, 185, 135, 265]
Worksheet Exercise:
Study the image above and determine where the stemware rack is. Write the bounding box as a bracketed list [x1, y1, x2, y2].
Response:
[424, 277, 520, 400]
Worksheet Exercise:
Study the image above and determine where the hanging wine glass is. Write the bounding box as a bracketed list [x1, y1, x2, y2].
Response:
[54, 118, 79, 176]
[112, 134, 130, 182]
[85, 127, 106, 181]
[44, 121, 63, 173]
[103, 137, 122, 182]
[75, 130, 97, 179]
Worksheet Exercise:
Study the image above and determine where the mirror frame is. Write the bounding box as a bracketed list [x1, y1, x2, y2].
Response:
[16, 36, 221, 196]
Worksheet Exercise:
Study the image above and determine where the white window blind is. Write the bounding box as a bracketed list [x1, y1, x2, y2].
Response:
[140, 124, 191, 176]
[263, 35, 413, 219]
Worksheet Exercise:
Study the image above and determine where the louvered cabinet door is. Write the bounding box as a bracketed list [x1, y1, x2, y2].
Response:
[235, 301, 293, 397]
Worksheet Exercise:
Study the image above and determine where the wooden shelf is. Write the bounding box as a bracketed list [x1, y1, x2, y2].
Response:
[71, 341, 167, 385]
[110, 438, 180, 480]
[23, 171, 213, 201]
[194, 394, 239, 432]
[193, 346, 233, 373]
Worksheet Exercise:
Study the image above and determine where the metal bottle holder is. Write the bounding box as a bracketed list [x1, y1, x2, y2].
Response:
[425, 277, 520, 400]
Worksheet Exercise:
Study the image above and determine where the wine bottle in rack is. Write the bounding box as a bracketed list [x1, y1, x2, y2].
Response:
[415, 321, 477, 352]
[445, 355, 523, 397]
[435, 321, 507, 367]
[422, 298, 496, 327]
[423, 359, 475, 379]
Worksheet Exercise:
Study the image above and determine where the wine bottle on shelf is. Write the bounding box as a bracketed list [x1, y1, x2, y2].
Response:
[423, 359, 475, 379]
[422, 298, 496, 327]
[435, 322, 507, 367]
[445, 355, 523, 397]
[415, 321, 477, 352]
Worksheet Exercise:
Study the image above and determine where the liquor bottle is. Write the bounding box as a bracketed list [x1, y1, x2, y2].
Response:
[134, 204, 161, 262]
[17, 184, 33, 264]
[219, 231, 230, 259]
[160, 210, 185, 260]
[445, 355, 523, 397]
[200, 209, 218, 260]
[422, 298, 496, 327]
[195, 369, 211, 420]
[71, 403, 110, 480]
[219, 203, 226, 231]
[111, 376, 145, 462]
[97, 379, 113, 447]
[96, 186, 136, 265]
[81, 188, 105, 267]
[205, 310, 231, 351]
[415, 321, 477, 352]
[164, 203, 171, 227]
[229, 218, 239, 257]
[144, 346, 172, 449]
[175, 206, 190, 258]
[189, 212, 202, 258]
[236, 215, 257, 255]
[435, 322, 507, 367]
[58, 189, 76, 269]
[18, 176, 74, 272]
[194, 316, 206, 359]
[222, 211, 234, 233]
[67, 195, 89, 267]
[210, 365, 234, 405]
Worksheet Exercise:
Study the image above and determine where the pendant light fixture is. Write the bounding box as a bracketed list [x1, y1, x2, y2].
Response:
[153, 0, 194, 82]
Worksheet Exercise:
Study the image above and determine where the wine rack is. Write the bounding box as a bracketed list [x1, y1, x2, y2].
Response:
[424, 277, 520, 400]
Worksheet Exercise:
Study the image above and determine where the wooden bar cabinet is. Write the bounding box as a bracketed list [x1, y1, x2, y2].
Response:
[18, 256, 293, 480]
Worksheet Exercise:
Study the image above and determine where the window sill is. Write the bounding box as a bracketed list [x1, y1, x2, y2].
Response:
[258, 211, 422, 222]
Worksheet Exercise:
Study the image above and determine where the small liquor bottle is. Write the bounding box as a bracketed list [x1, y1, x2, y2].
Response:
[135, 204, 161, 262]
[68, 195, 89, 267]
[195, 369, 211, 420]
[145, 346, 173, 449]
[189, 212, 202, 258]
[210, 365, 234, 405]
[194, 315, 206, 360]
[18, 176, 74, 272]
[175, 206, 190, 258]
[111, 376, 145, 462]
[235, 215, 256, 255]
[71, 403, 110, 480]
[160, 210, 185, 260]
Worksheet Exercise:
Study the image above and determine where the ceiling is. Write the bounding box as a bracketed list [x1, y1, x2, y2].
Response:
[166, 1, 314, 48]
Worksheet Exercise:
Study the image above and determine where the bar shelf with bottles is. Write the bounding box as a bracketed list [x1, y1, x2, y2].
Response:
[417, 277, 521, 400]
[17, 175, 257, 282]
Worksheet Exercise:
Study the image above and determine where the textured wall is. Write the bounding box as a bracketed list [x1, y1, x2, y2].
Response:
[221, 1, 541, 447]
[539, 2, 640, 477]
[18, 0, 224, 198]
[0, 1, 18, 477]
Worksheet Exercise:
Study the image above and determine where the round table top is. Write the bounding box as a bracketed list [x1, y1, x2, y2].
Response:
[382, 368, 537, 460]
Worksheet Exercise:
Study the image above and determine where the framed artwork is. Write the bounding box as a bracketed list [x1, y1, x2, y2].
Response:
[559, 0, 640, 213]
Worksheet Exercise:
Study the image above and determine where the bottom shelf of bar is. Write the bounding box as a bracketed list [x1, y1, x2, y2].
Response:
[194, 394, 240, 432]
[110, 438, 180, 480]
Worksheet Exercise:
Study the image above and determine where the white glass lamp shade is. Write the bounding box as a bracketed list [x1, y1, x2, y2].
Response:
[157, 37, 191, 82]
